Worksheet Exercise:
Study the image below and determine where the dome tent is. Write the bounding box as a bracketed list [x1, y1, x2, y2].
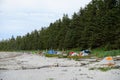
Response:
[48, 50, 56, 54]
[80, 50, 91, 56]
[99, 56, 115, 65]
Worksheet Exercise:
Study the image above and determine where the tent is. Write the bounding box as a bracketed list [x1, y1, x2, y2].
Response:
[69, 52, 78, 56]
[80, 50, 90, 56]
[69, 52, 74, 55]
[48, 50, 56, 54]
[71, 52, 78, 56]
[99, 56, 115, 65]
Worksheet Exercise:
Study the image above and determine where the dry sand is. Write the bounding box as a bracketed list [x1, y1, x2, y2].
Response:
[0, 52, 120, 80]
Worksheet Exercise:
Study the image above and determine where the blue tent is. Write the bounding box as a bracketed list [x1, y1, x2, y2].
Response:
[48, 50, 56, 54]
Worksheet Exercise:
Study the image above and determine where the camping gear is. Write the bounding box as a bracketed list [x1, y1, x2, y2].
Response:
[48, 50, 56, 54]
[69, 52, 74, 55]
[71, 52, 78, 56]
[80, 50, 90, 56]
[100, 56, 115, 65]
[69, 52, 78, 56]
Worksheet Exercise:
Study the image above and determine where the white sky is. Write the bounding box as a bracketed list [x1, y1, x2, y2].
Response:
[0, 0, 91, 40]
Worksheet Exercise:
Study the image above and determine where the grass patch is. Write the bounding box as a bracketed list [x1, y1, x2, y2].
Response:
[89, 67, 111, 72]
[92, 48, 120, 58]
[89, 66, 120, 72]
[89, 68, 96, 70]
[98, 67, 112, 72]
[58, 54, 67, 58]
[67, 55, 91, 61]
[45, 54, 68, 58]
[45, 54, 58, 57]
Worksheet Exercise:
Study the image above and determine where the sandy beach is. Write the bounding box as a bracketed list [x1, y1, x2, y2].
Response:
[0, 52, 120, 80]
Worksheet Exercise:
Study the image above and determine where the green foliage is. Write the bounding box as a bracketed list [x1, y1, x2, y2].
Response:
[98, 66, 120, 72]
[92, 48, 120, 58]
[98, 67, 112, 72]
[89, 67, 112, 72]
[89, 66, 120, 72]
[58, 54, 68, 58]
[44, 54, 58, 57]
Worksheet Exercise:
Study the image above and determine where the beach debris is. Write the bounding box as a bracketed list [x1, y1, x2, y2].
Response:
[56, 51, 62, 55]
[99, 56, 115, 66]
[88, 56, 118, 71]
[113, 56, 120, 61]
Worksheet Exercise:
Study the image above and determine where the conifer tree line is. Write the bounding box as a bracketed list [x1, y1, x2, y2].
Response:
[0, 0, 120, 51]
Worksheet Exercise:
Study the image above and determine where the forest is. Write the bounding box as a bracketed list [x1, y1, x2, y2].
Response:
[0, 0, 120, 51]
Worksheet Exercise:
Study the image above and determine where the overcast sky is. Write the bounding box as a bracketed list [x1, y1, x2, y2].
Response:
[0, 0, 91, 40]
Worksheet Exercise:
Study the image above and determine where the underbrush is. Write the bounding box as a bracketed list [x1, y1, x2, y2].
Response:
[44, 54, 58, 57]
[92, 48, 120, 58]
[30, 48, 120, 59]
[89, 66, 120, 72]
